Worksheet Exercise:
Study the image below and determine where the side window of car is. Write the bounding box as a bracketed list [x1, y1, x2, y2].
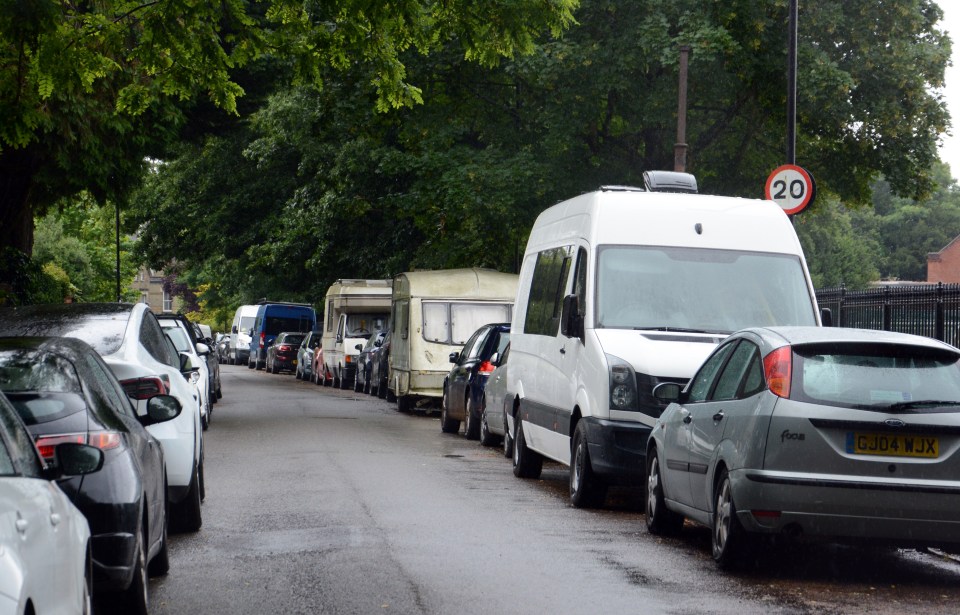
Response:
[686, 341, 738, 403]
[0, 399, 44, 478]
[711, 342, 760, 401]
[84, 354, 136, 419]
[141, 313, 178, 368]
[464, 329, 488, 361]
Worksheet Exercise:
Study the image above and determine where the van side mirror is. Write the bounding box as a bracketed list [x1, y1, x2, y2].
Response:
[355, 343, 363, 351]
[560, 294, 583, 339]
[232, 325, 238, 333]
[820, 307, 833, 327]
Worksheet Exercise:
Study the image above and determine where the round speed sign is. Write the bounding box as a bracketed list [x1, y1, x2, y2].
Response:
[764, 164, 815, 215]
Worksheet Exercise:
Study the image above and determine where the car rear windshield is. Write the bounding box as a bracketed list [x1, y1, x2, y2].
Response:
[266, 316, 312, 335]
[164, 327, 193, 353]
[792, 342, 960, 412]
[0, 350, 83, 394]
[280, 334, 305, 346]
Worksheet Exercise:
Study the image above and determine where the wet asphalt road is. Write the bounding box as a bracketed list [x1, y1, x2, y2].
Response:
[148, 365, 960, 615]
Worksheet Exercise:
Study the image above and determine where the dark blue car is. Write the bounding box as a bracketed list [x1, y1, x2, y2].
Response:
[439, 323, 510, 440]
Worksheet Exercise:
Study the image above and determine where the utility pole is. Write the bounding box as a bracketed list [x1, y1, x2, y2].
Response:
[674, 45, 691, 172]
[115, 202, 121, 302]
[787, 0, 798, 164]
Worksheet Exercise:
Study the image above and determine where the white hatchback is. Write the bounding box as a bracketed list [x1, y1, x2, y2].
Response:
[0, 302, 204, 532]
[0, 392, 99, 615]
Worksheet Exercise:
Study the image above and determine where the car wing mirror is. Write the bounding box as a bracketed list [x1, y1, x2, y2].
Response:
[652, 382, 683, 404]
[141, 394, 183, 426]
[449, 351, 460, 364]
[196, 342, 210, 355]
[47, 443, 104, 478]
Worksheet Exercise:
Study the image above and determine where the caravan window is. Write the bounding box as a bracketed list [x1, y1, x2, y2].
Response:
[422, 302, 513, 345]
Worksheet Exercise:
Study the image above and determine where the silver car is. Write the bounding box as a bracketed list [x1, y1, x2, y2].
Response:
[646, 326, 960, 568]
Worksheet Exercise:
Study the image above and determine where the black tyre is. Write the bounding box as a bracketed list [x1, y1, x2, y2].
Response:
[712, 468, 751, 569]
[569, 421, 607, 508]
[645, 448, 684, 535]
[397, 394, 413, 412]
[119, 526, 149, 615]
[502, 413, 513, 458]
[463, 394, 480, 440]
[172, 462, 203, 533]
[147, 493, 170, 577]
[247, 359, 254, 369]
[295, 366, 302, 380]
[386, 386, 397, 402]
[479, 398, 500, 447]
[354, 372, 363, 392]
[440, 388, 460, 433]
[512, 414, 543, 479]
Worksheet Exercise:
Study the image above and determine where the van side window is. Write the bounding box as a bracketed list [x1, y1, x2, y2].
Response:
[524, 246, 573, 336]
[326, 300, 334, 332]
[574, 247, 588, 321]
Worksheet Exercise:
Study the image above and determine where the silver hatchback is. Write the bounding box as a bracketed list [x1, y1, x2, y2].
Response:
[646, 326, 960, 568]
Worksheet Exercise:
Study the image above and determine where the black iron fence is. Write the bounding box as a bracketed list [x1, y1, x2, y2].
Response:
[816, 283, 960, 348]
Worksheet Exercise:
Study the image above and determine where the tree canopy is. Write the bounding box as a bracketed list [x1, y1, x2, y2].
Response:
[125, 0, 953, 308]
[0, 0, 577, 254]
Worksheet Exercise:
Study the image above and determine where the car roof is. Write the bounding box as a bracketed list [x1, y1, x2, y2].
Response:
[744, 326, 960, 354]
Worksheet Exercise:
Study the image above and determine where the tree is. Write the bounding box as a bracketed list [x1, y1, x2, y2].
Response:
[0, 0, 578, 254]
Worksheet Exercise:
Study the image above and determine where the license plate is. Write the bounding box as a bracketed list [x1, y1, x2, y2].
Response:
[846, 432, 938, 458]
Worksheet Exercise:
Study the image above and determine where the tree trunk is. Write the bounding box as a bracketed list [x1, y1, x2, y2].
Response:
[0, 148, 39, 255]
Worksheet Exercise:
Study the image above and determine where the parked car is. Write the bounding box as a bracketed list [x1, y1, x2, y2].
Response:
[295, 331, 322, 381]
[266, 332, 305, 374]
[312, 346, 332, 386]
[159, 320, 212, 430]
[248, 302, 316, 370]
[0, 303, 204, 533]
[0, 336, 181, 612]
[229, 304, 258, 366]
[0, 389, 100, 615]
[647, 326, 960, 568]
[159, 314, 221, 410]
[440, 323, 510, 439]
[478, 343, 511, 454]
[355, 329, 387, 394]
[215, 333, 231, 364]
[371, 330, 392, 399]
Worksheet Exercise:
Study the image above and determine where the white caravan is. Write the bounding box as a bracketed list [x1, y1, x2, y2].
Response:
[506, 173, 823, 508]
[388, 268, 518, 412]
[321, 279, 392, 389]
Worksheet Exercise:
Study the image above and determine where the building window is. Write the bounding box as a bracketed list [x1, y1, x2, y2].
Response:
[163, 290, 173, 313]
[140, 291, 149, 305]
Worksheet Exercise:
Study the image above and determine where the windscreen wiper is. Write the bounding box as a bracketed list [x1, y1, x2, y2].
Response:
[887, 400, 960, 412]
[633, 327, 728, 335]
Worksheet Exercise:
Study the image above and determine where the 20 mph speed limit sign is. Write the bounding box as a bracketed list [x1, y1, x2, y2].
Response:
[764, 164, 815, 215]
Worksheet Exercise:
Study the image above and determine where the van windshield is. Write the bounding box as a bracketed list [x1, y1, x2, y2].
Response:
[238, 316, 254, 334]
[596, 246, 816, 333]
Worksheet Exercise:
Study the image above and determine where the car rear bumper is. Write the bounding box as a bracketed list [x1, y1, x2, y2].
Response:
[733, 469, 960, 546]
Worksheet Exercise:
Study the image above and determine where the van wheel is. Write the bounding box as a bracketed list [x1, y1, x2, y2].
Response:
[646, 448, 684, 535]
[440, 389, 460, 433]
[512, 414, 543, 479]
[570, 421, 607, 508]
[712, 468, 752, 569]
[463, 395, 480, 440]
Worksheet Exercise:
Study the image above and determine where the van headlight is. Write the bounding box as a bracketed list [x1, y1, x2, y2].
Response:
[607, 354, 638, 411]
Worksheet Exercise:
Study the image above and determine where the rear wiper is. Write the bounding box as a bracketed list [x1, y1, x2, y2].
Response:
[887, 400, 960, 412]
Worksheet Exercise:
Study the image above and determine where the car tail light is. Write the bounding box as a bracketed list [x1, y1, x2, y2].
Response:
[87, 432, 122, 451]
[763, 346, 792, 398]
[260, 332, 265, 348]
[279, 345, 290, 352]
[119, 375, 169, 399]
[35, 434, 85, 461]
[36, 432, 122, 461]
[478, 360, 496, 374]
[345, 355, 353, 364]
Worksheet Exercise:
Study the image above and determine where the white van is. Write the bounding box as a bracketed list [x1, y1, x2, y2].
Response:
[388, 268, 518, 412]
[229, 304, 258, 365]
[321, 279, 392, 388]
[507, 175, 822, 508]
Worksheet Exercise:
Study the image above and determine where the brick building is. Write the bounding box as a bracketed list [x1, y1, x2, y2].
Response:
[130, 267, 177, 312]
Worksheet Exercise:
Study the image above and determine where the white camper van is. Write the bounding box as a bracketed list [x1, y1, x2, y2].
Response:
[388, 269, 519, 412]
[229, 304, 258, 365]
[321, 279, 392, 389]
[507, 174, 822, 508]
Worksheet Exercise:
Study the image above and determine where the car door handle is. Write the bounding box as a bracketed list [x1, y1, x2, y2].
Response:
[560, 347, 566, 355]
[15, 517, 27, 535]
[49, 512, 61, 527]
[713, 410, 725, 421]
[682, 414, 692, 424]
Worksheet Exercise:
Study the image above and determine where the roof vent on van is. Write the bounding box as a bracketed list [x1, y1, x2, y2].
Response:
[642, 171, 698, 194]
